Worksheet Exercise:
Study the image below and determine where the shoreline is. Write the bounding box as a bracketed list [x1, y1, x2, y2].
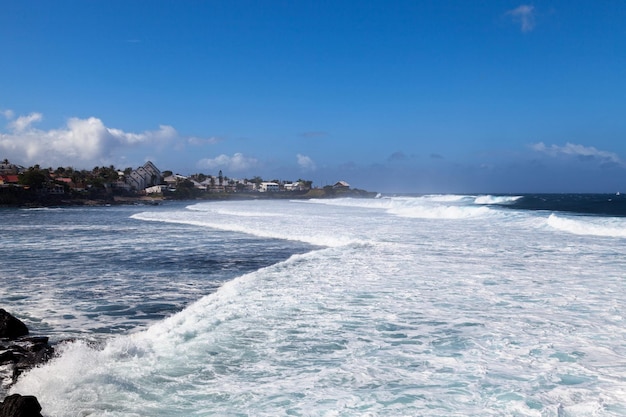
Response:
[0, 310, 53, 416]
[0, 187, 379, 209]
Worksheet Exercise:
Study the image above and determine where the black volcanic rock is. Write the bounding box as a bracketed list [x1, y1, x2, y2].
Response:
[0, 337, 54, 388]
[0, 311, 53, 417]
[0, 310, 28, 340]
[0, 394, 43, 417]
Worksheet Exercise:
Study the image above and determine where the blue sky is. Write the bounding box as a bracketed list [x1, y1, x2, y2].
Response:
[1, 1, 625, 193]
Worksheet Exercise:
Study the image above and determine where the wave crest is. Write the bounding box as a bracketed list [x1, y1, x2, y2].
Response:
[546, 213, 626, 238]
[302, 195, 495, 220]
[474, 195, 522, 205]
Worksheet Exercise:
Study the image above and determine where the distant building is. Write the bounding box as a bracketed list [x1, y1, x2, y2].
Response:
[0, 174, 19, 186]
[145, 185, 168, 194]
[333, 181, 350, 190]
[112, 180, 131, 193]
[283, 183, 299, 192]
[259, 182, 279, 192]
[163, 174, 188, 187]
[48, 184, 65, 194]
[239, 180, 255, 192]
[0, 161, 20, 175]
[190, 179, 207, 191]
[126, 161, 162, 191]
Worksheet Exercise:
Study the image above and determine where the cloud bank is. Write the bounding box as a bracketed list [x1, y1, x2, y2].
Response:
[0, 109, 217, 170]
[296, 154, 316, 171]
[196, 153, 259, 172]
[531, 142, 622, 165]
[506, 5, 535, 32]
[10, 112, 43, 132]
[388, 151, 408, 162]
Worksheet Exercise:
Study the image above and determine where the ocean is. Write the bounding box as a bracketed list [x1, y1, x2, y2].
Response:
[2, 194, 626, 416]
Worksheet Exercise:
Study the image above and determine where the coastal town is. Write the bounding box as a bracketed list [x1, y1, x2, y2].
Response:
[0, 159, 374, 206]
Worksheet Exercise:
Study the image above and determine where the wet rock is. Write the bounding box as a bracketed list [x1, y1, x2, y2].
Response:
[0, 310, 28, 340]
[0, 311, 54, 416]
[0, 394, 43, 417]
[0, 337, 54, 388]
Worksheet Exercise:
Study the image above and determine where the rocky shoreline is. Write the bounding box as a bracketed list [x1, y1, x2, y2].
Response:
[0, 309, 53, 417]
[0, 186, 378, 209]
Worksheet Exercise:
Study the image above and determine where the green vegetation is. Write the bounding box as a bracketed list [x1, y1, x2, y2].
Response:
[0, 160, 376, 207]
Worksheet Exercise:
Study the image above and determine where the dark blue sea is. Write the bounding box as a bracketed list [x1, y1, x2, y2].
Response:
[496, 193, 626, 217]
[2, 194, 625, 416]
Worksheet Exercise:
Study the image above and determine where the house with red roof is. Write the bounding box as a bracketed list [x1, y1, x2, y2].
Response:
[0, 175, 19, 186]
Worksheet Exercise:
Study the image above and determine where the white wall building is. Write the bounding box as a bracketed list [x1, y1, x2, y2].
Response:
[145, 185, 168, 194]
[259, 182, 280, 192]
[283, 182, 305, 191]
[126, 161, 162, 191]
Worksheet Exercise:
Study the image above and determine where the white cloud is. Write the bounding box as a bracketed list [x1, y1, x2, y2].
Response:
[188, 136, 221, 146]
[196, 153, 258, 172]
[531, 142, 622, 164]
[296, 153, 316, 171]
[10, 112, 43, 132]
[1, 109, 14, 120]
[506, 5, 535, 32]
[107, 124, 177, 145]
[0, 111, 179, 168]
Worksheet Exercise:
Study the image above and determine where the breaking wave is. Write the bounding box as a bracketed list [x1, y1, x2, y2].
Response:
[474, 195, 523, 205]
[546, 213, 626, 238]
[301, 195, 497, 219]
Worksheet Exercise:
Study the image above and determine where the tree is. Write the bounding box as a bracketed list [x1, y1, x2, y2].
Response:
[19, 167, 48, 189]
[171, 179, 198, 199]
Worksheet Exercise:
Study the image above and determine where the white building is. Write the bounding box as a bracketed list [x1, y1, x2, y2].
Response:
[333, 181, 350, 189]
[126, 161, 162, 191]
[191, 180, 207, 191]
[259, 182, 280, 192]
[163, 174, 188, 187]
[0, 161, 20, 175]
[145, 185, 168, 194]
[283, 182, 305, 192]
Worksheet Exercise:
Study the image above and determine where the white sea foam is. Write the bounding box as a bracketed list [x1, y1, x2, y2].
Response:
[387, 202, 492, 219]
[546, 213, 626, 238]
[301, 196, 497, 219]
[474, 195, 523, 205]
[9, 196, 626, 416]
[132, 207, 359, 247]
[425, 194, 472, 202]
[298, 196, 395, 209]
